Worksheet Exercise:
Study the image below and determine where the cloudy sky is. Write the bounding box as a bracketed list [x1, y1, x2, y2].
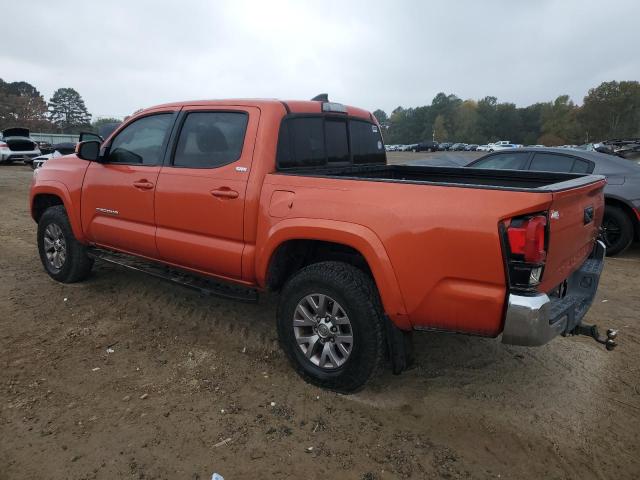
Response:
[4, 0, 639, 119]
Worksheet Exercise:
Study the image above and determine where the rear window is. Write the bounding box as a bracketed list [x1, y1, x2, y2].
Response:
[277, 115, 385, 169]
[350, 120, 385, 165]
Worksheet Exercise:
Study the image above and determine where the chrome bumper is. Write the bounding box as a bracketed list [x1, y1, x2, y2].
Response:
[502, 240, 606, 346]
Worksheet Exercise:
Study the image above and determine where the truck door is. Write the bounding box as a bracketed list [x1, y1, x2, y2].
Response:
[154, 106, 259, 280]
[81, 111, 177, 258]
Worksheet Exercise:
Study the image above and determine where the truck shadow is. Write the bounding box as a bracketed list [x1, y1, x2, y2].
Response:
[85, 260, 615, 415]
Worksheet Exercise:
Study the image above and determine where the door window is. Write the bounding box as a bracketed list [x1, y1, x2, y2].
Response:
[106, 114, 173, 165]
[173, 112, 248, 168]
[470, 152, 529, 170]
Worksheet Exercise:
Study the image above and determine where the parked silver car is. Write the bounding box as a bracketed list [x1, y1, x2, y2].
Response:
[0, 127, 41, 164]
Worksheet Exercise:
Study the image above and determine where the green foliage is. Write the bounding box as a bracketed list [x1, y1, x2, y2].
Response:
[48, 88, 92, 133]
[433, 114, 448, 142]
[384, 81, 640, 145]
[580, 81, 640, 140]
[0, 79, 51, 131]
[372, 109, 388, 125]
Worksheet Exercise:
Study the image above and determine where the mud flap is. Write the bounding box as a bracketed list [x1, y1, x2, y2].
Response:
[385, 316, 413, 374]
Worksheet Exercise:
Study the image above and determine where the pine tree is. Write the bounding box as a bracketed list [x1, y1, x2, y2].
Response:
[48, 88, 91, 133]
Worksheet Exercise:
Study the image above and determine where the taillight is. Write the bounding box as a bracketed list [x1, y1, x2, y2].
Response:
[0, 142, 7, 148]
[507, 215, 547, 263]
[502, 214, 548, 293]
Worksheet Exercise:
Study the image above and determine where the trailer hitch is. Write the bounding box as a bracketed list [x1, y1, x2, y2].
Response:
[572, 323, 618, 351]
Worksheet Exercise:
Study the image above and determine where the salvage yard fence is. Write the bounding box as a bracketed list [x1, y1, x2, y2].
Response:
[31, 133, 80, 144]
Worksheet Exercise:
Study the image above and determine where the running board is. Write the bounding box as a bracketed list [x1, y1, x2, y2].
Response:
[87, 248, 258, 303]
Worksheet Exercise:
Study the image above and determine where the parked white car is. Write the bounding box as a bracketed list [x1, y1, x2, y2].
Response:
[488, 143, 520, 152]
[0, 128, 41, 164]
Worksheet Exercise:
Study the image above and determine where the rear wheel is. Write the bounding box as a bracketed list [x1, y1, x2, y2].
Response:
[37, 205, 94, 282]
[601, 205, 634, 256]
[277, 261, 385, 393]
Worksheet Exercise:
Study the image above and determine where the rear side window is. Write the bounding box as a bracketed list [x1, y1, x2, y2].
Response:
[471, 152, 529, 170]
[351, 120, 385, 164]
[530, 153, 575, 173]
[173, 111, 248, 168]
[572, 159, 593, 173]
[277, 116, 385, 169]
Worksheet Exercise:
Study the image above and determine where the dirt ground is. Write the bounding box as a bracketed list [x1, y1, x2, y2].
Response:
[1, 159, 639, 480]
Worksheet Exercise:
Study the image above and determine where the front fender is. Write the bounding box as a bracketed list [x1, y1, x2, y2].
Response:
[255, 218, 410, 329]
[30, 180, 87, 243]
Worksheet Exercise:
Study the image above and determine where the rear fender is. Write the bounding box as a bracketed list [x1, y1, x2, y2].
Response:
[256, 218, 410, 329]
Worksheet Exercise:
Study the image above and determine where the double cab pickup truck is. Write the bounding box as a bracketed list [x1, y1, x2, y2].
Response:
[30, 96, 614, 392]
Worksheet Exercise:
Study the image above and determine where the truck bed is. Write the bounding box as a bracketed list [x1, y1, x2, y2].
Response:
[277, 164, 603, 191]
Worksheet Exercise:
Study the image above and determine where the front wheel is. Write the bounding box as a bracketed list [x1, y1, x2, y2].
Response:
[37, 205, 94, 282]
[277, 261, 385, 393]
[601, 205, 634, 256]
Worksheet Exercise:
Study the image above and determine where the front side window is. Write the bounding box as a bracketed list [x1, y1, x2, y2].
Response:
[106, 114, 173, 165]
[173, 111, 248, 168]
[471, 152, 529, 170]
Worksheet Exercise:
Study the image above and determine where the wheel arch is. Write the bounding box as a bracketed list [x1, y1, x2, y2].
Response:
[605, 195, 640, 240]
[256, 219, 409, 328]
[31, 182, 87, 243]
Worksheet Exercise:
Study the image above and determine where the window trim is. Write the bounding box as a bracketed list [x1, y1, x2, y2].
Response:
[101, 111, 178, 167]
[276, 113, 385, 170]
[167, 109, 250, 170]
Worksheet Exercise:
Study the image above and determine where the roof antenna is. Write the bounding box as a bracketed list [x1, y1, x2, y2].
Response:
[311, 93, 329, 102]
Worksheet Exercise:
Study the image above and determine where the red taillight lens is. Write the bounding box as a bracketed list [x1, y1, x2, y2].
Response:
[0, 142, 7, 148]
[507, 215, 547, 263]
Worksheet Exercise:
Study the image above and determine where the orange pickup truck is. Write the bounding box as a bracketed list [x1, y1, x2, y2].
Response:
[30, 96, 615, 392]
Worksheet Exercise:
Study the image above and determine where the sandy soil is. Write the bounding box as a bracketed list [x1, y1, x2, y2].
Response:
[1, 162, 639, 479]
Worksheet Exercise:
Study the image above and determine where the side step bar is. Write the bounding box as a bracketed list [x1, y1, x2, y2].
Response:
[87, 248, 259, 303]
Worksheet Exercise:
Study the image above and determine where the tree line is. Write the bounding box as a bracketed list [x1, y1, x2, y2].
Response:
[0, 79, 121, 134]
[374, 80, 640, 146]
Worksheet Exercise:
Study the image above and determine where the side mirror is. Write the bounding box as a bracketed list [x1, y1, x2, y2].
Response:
[76, 140, 101, 161]
[79, 131, 103, 143]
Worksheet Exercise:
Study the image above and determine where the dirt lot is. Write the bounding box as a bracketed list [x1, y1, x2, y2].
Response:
[1, 160, 639, 479]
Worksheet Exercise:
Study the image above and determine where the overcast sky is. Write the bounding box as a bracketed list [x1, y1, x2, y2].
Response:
[3, 0, 639, 119]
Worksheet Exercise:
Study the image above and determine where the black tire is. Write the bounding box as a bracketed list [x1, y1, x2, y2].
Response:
[601, 205, 634, 256]
[277, 261, 385, 393]
[37, 205, 94, 283]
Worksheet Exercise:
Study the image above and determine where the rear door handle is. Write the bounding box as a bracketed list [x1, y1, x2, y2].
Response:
[133, 180, 154, 190]
[210, 188, 239, 199]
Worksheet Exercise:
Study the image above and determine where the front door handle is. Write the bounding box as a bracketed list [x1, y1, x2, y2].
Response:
[210, 188, 239, 199]
[133, 180, 154, 190]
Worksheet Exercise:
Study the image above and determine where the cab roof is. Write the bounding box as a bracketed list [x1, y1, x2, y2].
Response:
[136, 98, 375, 122]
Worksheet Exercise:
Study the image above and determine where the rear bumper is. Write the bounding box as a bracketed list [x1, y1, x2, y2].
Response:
[502, 240, 605, 346]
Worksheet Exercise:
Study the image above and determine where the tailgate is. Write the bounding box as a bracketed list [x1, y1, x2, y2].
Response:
[539, 179, 605, 292]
